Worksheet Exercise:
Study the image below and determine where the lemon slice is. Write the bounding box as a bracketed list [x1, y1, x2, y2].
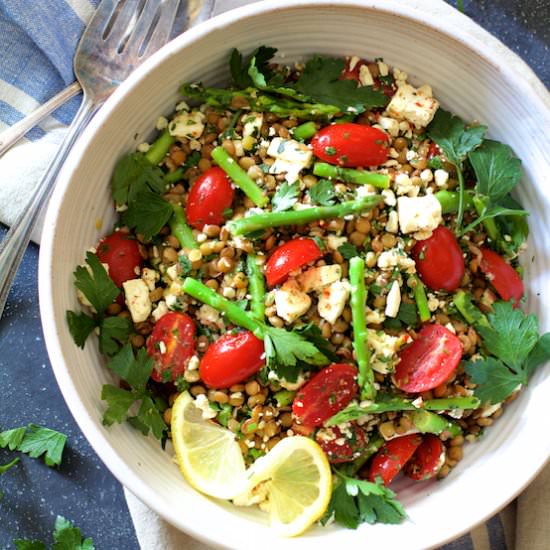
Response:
[239, 436, 332, 537]
[171, 391, 247, 499]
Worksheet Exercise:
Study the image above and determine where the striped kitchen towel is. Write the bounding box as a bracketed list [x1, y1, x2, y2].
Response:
[0, 1, 548, 549]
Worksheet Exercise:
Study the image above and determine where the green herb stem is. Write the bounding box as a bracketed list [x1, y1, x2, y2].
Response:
[313, 162, 389, 189]
[211, 146, 268, 207]
[227, 195, 382, 236]
[145, 129, 175, 166]
[164, 168, 184, 183]
[453, 290, 490, 328]
[472, 195, 500, 241]
[349, 257, 375, 400]
[169, 205, 198, 249]
[413, 276, 431, 323]
[456, 169, 466, 230]
[292, 121, 317, 140]
[247, 254, 266, 320]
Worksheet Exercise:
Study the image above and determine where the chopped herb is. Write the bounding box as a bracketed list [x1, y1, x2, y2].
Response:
[338, 242, 360, 259]
[271, 181, 300, 212]
[14, 516, 95, 550]
[179, 254, 193, 276]
[122, 190, 174, 241]
[309, 179, 336, 206]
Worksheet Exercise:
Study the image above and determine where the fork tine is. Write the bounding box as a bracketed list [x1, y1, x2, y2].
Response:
[103, 0, 145, 49]
[130, 0, 182, 59]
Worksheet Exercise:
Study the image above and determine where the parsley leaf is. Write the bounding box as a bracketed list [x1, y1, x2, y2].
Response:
[460, 204, 528, 235]
[14, 516, 94, 550]
[263, 326, 329, 381]
[294, 323, 340, 362]
[309, 179, 336, 206]
[322, 475, 406, 528]
[14, 541, 47, 550]
[230, 45, 277, 88]
[107, 345, 153, 390]
[66, 311, 97, 348]
[525, 333, 550, 377]
[101, 385, 137, 425]
[122, 190, 174, 241]
[98, 316, 133, 356]
[465, 357, 522, 404]
[271, 181, 300, 212]
[293, 56, 388, 112]
[0, 425, 67, 467]
[427, 109, 487, 166]
[111, 152, 166, 206]
[179, 254, 193, 276]
[134, 396, 167, 440]
[338, 242, 360, 259]
[469, 140, 523, 204]
[73, 252, 119, 317]
[477, 302, 539, 370]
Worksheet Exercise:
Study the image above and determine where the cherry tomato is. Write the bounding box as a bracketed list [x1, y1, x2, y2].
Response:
[264, 238, 323, 287]
[147, 312, 196, 383]
[292, 364, 358, 427]
[316, 424, 368, 464]
[96, 230, 143, 288]
[404, 434, 445, 481]
[199, 331, 265, 389]
[311, 123, 390, 167]
[368, 434, 423, 485]
[394, 324, 463, 393]
[479, 247, 524, 306]
[412, 226, 465, 292]
[185, 167, 234, 230]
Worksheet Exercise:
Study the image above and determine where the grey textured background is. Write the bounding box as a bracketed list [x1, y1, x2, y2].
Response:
[0, 0, 548, 548]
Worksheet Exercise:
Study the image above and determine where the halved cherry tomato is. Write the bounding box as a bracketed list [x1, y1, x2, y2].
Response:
[311, 123, 390, 167]
[316, 424, 368, 464]
[265, 238, 323, 287]
[479, 247, 524, 306]
[412, 226, 465, 292]
[96, 230, 143, 288]
[147, 312, 196, 382]
[404, 434, 445, 481]
[394, 324, 463, 393]
[368, 434, 423, 485]
[199, 331, 265, 389]
[292, 363, 358, 427]
[185, 167, 234, 230]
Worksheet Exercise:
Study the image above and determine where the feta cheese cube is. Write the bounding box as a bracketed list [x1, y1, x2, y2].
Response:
[397, 194, 442, 237]
[385, 281, 401, 318]
[141, 267, 159, 291]
[123, 279, 152, 323]
[298, 265, 342, 293]
[358, 64, 374, 86]
[274, 280, 311, 323]
[241, 112, 263, 138]
[434, 169, 450, 188]
[267, 138, 313, 183]
[318, 280, 350, 324]
[382, 188, 397, 207]
[168, 110, 205, 140]
[386, 83, 439, 128]
[385, 210, 399, 234]
[377, 248, 416, 273]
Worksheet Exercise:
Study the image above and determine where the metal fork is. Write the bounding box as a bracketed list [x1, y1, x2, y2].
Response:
[0, 0, 212, 319]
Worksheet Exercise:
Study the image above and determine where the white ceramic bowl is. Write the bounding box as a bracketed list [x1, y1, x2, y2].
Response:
[39, 1, 550, 548]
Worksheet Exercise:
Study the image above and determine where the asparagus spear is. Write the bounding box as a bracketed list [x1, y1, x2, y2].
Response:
[326, 395, 480, 426]
[292, 121, 317, 141]
[169, 205, 198, 250]
[247, 254, 266, 320]
[413, 276, 431, 323]
[145, 129, 175, 166]
[410, 409, 462, 438]
[211, 146, 268, 208]
[435, 190, 474, 214]
[313, 162, 390, 189]
[227, 195, 382, 236]
[349, 257, 375, 401]
[453, 290, 490, 328]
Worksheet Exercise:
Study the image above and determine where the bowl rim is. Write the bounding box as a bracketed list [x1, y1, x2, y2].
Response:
[39, 0, 550, 548]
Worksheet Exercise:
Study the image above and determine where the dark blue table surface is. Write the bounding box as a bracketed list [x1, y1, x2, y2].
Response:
[0, 1, 548, 548]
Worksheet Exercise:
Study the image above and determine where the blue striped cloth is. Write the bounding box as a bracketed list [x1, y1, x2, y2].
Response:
[0, 1, 516, 549]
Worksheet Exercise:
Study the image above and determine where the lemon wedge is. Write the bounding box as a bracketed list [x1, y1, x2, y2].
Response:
[236, 436, 332, 537]
[171, 391, 247, 499]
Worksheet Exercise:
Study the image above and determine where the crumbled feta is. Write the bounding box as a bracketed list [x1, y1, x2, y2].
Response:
[382, 188, 397, 206]
[156, 116, 168, 130]
[377, 60, 389, 77]
[481, 403, 502, 418]
[168, 110, 205, 140]
[397, 194, 442, 237]
[356, 184, 377, 199]
[367, 329, 409, 373]
[137, 142, 150, 153]
[434, 169, 450, 188]
[151, 301, 169, 322]
[274, 280, 311, 323]
[318, 280, 351, 324]
[358, 64, 374, 86]
[385, 281, 401, 318]
[187, 355, 200, 371]
[366, 306, 386, 324]
[394, 172, 420, 197]
[376, 116, 399, 137]
[386, 83, 439, 128]
[385, 210, 399, 234]
[377, 248, 416, 273]
[420, 169, 433, 183]
[241, 112, 263, 138]
[298, 265, 342, 293]
[123, 279, 152, 323]
[141, 267, 159, 291]
[194, 394, 217, 420]
[326, 235, 347, 250]
[348, 56, 361, 71]
[267, 138, 312, 183]
[197, 304, 220, 325]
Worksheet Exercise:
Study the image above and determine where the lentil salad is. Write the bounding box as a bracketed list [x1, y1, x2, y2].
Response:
[67, 47, 550, 532]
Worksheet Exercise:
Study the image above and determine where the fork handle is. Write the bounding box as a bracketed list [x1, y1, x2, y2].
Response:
[0, 82, 82, 158]
[0, 95, 97, 319]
